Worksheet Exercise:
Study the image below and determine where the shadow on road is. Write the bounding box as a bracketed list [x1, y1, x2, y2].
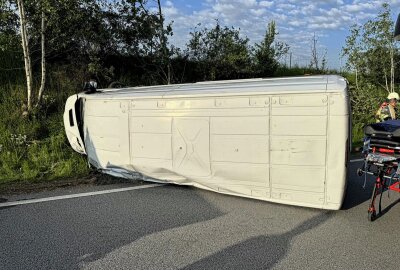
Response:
[372, 195, 400, 221]
[184, 212, 333, 270]
[341, 161, 400, 221]
[0, 185, 224, 270]
[341, 161, 374, 210]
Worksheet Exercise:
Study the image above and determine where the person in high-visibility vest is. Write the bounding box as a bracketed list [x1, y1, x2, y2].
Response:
[375, 92, 399, 122]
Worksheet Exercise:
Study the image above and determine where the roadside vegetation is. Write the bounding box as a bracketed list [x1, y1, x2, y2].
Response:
[0, 67, 89, 184]
[342, 3, 400, 144]
[0, 0, 399, 184]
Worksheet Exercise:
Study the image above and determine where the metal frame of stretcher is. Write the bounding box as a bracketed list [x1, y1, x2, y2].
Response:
[358, 151, 400, 221]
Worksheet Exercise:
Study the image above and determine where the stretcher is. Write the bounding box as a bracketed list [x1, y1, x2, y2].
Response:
[357, 120, 400, 221]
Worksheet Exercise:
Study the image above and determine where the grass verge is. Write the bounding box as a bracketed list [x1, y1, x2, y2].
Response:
[0, 83, 90, 185]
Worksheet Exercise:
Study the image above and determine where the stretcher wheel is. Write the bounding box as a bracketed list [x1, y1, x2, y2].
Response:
[368, 210, 376, 222]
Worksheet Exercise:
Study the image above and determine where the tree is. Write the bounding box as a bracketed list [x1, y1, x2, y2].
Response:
[342, 3, 398, 93]
[36, 1, 46, 107]
[0, 0, 19, 50]
[0, 2, 22, 84]
[309, 33, 327, 73]
[342, 24, 363, 90]
[186, 21, 251, 80]
[362, 3, 396, 93]
[16, 0, 33, 112]
[342, 2, 400, 137]
[8, 0, 150, 108]
[254, 21, 289, 76]
[253, 21, 289, 77]
[16, 0, 73, 109]
[156, 0, 171, 84]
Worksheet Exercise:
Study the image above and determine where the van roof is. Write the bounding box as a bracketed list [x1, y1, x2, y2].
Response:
[86, 75, 347, 99]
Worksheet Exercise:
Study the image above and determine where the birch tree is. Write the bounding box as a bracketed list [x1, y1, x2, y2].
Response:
[342, 24, 362, 90]
[362, 3, 396, 93]
[36, 7, 45, 107]
[15, 0, 46, 111]
[343, 3, 397, 93]
[16, 0, 33, 112]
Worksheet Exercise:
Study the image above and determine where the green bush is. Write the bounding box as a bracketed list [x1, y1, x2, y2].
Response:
[0, 80, 89, 184]
[347, 79, 389, 146]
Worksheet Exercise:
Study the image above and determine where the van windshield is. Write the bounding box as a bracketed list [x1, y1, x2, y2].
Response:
[74, 98, 85, 146]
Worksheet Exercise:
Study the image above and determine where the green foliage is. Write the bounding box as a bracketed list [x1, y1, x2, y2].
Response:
[274, 65, 335, 77]
[342, 24, 362, 75]
[254, 21, 289, 77]
[0, 82, 89, 184]
[342, 3, 398, 93]
[0, 51, 24, 85]
[350, 83, 384, 123]
[185, 20, 290, 81]
[342, 2, 400, 145]
[186, 21, 252, 80]
[0, 0, 169, 88]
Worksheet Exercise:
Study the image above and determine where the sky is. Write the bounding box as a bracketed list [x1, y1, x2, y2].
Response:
[151, 0, 400, 70]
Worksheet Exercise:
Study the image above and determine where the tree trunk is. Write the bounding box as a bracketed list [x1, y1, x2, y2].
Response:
[17, 0, 33, 111]
[157, 0, 171, 84]
[384, 69, 389, 93]
[390, 46, 394, 93]
[36, 10, 46, 107]
[355, 68, 359, 91]
[310, 33, 319, 71]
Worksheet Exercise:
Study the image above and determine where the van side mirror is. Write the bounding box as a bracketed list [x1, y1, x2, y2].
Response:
[83, 80, 98, 93]
[395, 14, 400, 41]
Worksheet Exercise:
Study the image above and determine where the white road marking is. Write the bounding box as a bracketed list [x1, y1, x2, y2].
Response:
[349, 158, 364, 163]
[0, 184, 163, 208]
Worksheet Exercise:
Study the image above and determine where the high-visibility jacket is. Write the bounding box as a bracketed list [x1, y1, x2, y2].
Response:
[375, 102, 397, 122]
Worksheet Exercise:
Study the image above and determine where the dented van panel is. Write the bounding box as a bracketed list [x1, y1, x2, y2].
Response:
[64, 75, 349, 210]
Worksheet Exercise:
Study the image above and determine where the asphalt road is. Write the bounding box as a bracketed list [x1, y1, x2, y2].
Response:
[1, 160, 400, 270]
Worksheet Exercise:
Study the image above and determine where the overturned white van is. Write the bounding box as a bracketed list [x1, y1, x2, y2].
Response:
[64, 75, 350, 210]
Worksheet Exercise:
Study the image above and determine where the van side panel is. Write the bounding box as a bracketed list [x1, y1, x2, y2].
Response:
[80, 81, 348, 210]
[84, 100, 130, 168]
[127, 97, 272, 198]
[325, 93, 349, 209]
[270, 95, 328, 206]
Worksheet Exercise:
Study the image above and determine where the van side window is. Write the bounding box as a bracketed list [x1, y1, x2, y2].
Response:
[69, 109, 74, 127]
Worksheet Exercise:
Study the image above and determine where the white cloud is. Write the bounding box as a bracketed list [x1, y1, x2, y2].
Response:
[213, 3, 236, 13]
[160, 0, 400, 69]
[346, 2, 374, 12]
[309, 22, 341, 30]
[259, 1, 274, 8]
[288, 9, 300, 15]
[250, 9, 267, 16]
[277, 3, 296, 10]
[238, 0, 258, 7]
[164, 6, 178, 16]
[288, 20, 306, 27]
